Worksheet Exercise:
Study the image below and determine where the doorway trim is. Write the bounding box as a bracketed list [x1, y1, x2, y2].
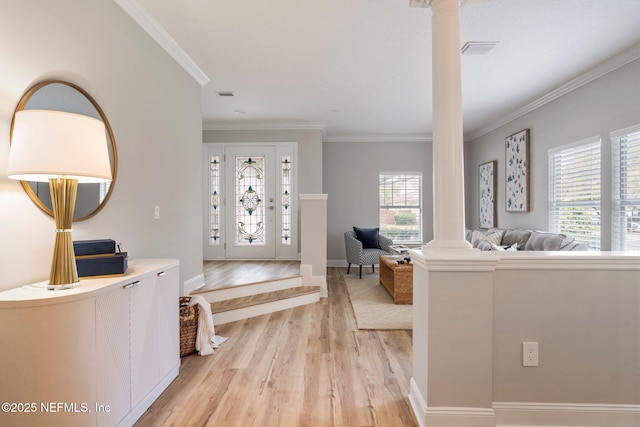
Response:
[202, 142, 299, 260]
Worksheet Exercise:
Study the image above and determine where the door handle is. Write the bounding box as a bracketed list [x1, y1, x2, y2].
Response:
[123, 280, 140, 289]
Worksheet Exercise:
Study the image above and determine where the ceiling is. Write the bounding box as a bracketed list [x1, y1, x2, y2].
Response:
[129, 0, 640, 140]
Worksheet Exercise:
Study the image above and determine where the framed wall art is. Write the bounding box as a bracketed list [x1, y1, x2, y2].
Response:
[479, 160, 497, 228]
[505, 129, 530, 212]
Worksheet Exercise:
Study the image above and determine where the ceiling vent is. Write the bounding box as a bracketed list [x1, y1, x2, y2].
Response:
[216, 91, 235, 97]
[461, 41, 498, 55]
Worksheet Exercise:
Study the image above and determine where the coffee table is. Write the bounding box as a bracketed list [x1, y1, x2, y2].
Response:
[378, 256, 413, 304]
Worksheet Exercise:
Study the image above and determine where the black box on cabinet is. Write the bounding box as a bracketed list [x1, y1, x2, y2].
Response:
[76, 253, 128, 278]
[73, 239, 116, 257]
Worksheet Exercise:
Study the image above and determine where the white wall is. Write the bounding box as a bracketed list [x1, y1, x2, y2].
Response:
[323, 140, 434, 262]
[0, 0, 203, 290]
[464, 57, 640, 250]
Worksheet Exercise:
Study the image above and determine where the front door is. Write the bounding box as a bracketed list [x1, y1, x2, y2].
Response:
[224, 146, 276, 259]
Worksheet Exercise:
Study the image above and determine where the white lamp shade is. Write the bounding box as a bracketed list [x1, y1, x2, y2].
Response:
[8, 109, 112, 183]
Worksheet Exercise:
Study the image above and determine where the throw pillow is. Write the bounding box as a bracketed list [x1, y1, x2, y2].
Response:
[524, 231, 566, 251]
[502, 229, 531, 248]
[471, 229, 505, 250]
[353, 227, 381, 249]
[506, 242, 519, 251]
[491, 242, 519, 251]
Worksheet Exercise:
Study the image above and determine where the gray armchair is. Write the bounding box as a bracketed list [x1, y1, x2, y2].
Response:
[344, 230, 394, 278]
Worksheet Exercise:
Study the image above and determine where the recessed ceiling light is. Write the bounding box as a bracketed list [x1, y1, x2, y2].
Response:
[461, 41, 499, 55]
[233, 109, 245, 114]
[216, 91, 235, 97]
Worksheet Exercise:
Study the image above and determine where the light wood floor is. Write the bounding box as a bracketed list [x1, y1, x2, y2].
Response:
[135, 267, 416, 427]
[196, 260, 301, 292]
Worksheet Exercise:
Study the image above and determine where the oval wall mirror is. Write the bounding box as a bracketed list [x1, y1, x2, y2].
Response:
[11, 80, 118, 221]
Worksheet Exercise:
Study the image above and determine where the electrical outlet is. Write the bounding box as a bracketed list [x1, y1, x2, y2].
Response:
[154, 205, 160, 220]
[522, 342, 539, 367]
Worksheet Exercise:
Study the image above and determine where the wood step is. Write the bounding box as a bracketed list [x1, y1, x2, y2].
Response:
[211, 286, 320, 325]
[211, 286, 319, 313]
[193, 275, 303, 303]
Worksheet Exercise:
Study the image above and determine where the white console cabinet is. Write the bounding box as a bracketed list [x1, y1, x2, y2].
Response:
[0, 259, 180, 427]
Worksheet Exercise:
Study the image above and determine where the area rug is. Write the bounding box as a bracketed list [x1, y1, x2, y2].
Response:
[343, 274, 413, 330]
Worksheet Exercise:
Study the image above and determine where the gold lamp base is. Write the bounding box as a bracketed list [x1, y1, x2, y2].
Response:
[48, 177, 80, 290]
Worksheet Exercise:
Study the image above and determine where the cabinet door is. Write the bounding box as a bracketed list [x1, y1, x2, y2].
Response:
[156, 267, 180, 379]
[130, 275, 160, 406]
[0, 299, 96, 427]
[96, 286, 131, 427]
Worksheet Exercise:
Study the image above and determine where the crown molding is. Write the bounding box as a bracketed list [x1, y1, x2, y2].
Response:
[203, 121, 325, 132]
[113, 0, 210, 87]
[324, 135, 432, 143]
[469, 43, 640, 141]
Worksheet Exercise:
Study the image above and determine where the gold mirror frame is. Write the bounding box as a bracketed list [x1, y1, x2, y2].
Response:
[11, 80, 118, 221]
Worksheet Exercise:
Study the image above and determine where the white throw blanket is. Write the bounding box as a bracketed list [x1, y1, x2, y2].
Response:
[189, 295, 228, 356]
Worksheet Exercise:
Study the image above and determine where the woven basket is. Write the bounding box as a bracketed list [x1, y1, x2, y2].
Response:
[179, 296, 199, 357]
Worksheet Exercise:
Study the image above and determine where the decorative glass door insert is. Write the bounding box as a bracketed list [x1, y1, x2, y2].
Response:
[224, 146, 276, 259]
[235, 156, 266, 245]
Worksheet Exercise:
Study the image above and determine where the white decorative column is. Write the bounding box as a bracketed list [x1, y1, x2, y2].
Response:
[424, 0, 471, 251]
[409, 1, 497, 426]
[299, 194, 328, 297]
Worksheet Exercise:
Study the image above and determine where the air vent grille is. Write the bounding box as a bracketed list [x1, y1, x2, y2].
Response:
[461, 41, 498, 55]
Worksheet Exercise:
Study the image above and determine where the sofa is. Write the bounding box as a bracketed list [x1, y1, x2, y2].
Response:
[465, 228, 589, 251]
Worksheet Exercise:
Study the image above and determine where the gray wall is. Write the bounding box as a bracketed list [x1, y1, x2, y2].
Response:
[0, 0, 203, 290]
[323, 140, 434, 263]
[464, 58, 640, 250]
[493, 266, 640, 405]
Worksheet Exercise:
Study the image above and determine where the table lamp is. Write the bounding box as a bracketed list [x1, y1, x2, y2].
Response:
[7, 109, 112, 290]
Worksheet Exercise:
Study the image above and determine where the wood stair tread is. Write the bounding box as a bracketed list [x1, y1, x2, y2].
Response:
[192, 274, 303, 294]
[211, 286, 320, 314]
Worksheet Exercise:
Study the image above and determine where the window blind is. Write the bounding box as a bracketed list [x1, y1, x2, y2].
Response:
[379, 173, 422, 242]
[612, 125, 640, 251]
[549, 137, 601, 249]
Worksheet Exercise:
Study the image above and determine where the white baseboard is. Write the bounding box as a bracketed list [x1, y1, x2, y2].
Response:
[409, 377, 496, 427]
[409, 377, 427, 427]
[493, 401, 640, 427]
[327, 259, 383, 268]
[183, 273, 204, 296]
[425, 407, 495, 427]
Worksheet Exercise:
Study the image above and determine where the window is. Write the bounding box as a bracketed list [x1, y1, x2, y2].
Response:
[379, 173, 422, 242]
[612, 125, 640, 251]
[281, 155, 292, 245]
[209, 155, 221, 245]
[549, 137, 601, 249]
